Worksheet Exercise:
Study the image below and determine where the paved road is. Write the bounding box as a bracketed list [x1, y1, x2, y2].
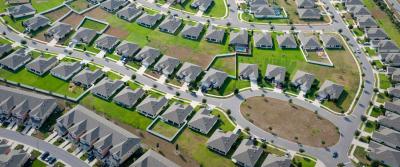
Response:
[0, 128, 89, 167]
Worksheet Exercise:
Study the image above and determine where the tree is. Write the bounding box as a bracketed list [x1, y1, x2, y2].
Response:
[131, 74, 136, 80]
[226, 109, 231, 115]
[234, 89, 239, 94]
[245, 127, 250, 132]
[360, 115, 367, 122]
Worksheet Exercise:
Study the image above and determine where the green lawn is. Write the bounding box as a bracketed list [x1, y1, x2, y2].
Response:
[53, 138, 65, 146]
[208, 78, 250, 96]
[80, 94, 152, 130]
[150, 119, 180, 138]
[31, 0, 65, 13]
[292, 155, 316, 167]
[353, 146, 370, 165]
[171, 0, 198, 14]
[31, 159, 47, 167]
[379, 73, 391, 89]
[240, 12, 289, 24]
[211, 108, 235, 132]
[67, 0, 92, 12]
[376, 92, 390, 103]
[364, 47, 376, 57]
[2, 15, 29, 32]
[370, 107, 385, 118]
[353, 28, 364, 37]
[0, 0, 10, 13]
[306, 50, 331, 64]
[203, 0, 228, 18]
[75, 43, 101, 54]
[106, 71, 122, 80]
[209, 55, 236, 76]
[373, 60, 384, 70]
[265, 145, 287, 156]
[80, 18, 108, 32]
[363, 120, 377, 133]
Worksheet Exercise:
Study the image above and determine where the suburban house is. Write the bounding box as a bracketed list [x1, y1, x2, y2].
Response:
[229, 30, 249, 53]
[130, 150, 180, 167]
[153, 55, 180, 76]
[160, 103, 194, 127]
[45, 23, 73, 41]
[136, 13, 163, 28]
[253, 31, 273, 49]
[392, 69, 400, 82]
[56, 105, 141, 167]
[95, 34, 121, 52]
[88, 0, 106, 4]
[91, 79, 125, 100]
[381, 53, 400, 67]
[297, 8, 321, 20]
[277, 34, 297, 49]
[252, 5, 280, 19]
[6, 0, 30, 5]
[262, 154, 292, 167]
[372, 127, 400, 150]
[113, 87, 145, 108]
[205, 26, 225, 43]
[188, 108, 218, 135]
[207, 130, 239, 155]
[232, 139, 263, 167]
[0, 85, 58, 129]
[176, 62, 202, 83]
[72, 68, 105, 88]
[200, 68, 228, 91]
[388, 86, 400, 98]
[115, 41, 140, 59]
[51, 61, 83, 81]
[117, 4, 143, 22]
[168, 0, 186, 4]
[377, 40, 400, 53]
[0, 44, 13, 58]
[321, 34, 342, 49]
[7, 4, 35, 19]
[181, 23, 204, 40]
[291, 70, 315, 93]
[239, 63, 259, 81]
[100, 0, 129, 13]
[158, 16, 182, 34]
[365, 28, 388, 40]
[134, 46, 161, 67]
[296, 0, 315, 8]
[22, 15, 50, 32]
[367, 141, 400, 167]
[0, 48, 31, 71]
[378, 112, 400, 132]
[385, 100, 400, 114]
[0, 139, 30, 167]
[348, 6, 370, 18]
[26, 56, 58, 76]
[357, 16, 378, 28]
[345, 0, 363, 6]
[316, 80, 344, 100]
[299, 34, 322, 50]
[265, 64, 286, 86]
[72, 28, 98, 45]
[191, 0, 213, 11]
[136, 96, 168, 119]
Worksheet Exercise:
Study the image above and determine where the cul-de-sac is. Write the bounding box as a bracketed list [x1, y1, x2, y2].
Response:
[0, 0, 399, 166]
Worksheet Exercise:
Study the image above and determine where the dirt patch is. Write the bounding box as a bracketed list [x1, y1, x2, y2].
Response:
[240, 97, 340, 147]
[104, 27, 129, 39]
[83, 7, 110, 21]
[60, 12, 84, 28]
[43, 6, 70, 22]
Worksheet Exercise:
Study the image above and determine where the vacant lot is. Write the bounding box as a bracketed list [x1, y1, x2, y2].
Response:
[241, 97, 339, 147]
[43, 6, 70, 22]
[31, 0, 65, 13]
[60, 12, 84, 28]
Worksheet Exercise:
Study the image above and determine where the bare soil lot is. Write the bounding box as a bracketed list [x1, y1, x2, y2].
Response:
[84, 7, 109, 20]
[104, 27, 129, 39]
[240, 97, 339, 147]
[60, 12, 84, 28]
[43, 6, 70, 22]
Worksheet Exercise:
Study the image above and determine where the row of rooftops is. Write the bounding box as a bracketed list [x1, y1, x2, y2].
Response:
[0, 139, 30, 167]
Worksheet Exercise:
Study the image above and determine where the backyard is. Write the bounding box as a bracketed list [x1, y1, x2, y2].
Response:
[79, 18, 108, 32]
[43, 6, 70, 22]
[67, 0, 93, 12]
[209, 55, 236, 76]
[148, 119, 181, 139]
[31, 0, 65, 13]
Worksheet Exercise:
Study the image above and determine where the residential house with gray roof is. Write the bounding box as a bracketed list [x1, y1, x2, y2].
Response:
[72, 28, 97, 45]
[161, 103, 194, 127]
[188, 108, 218, 134]
[101, 0, 129, 13]
[91, 78, 124, 100]
[159, 16, 182, 34]
[200, 68, 228, 91]
[115, 41, 140, 59]
[0, 44, 12, 58]
[22, 15, 50, 32]
[254, 32, 273, 49]
[265, 64, 286, 86]
[381, 52, 400, 67]
[262, 154, 291, 167]
[229, 30, 249, 53]
[377, 40, 400, 53]
[298, 8, 321, 20]
[357, 16, 378, 28]
[56, 105, 141, 167]
[385, 100, 400, 114]
[7, 4, 35, 19]
[316, 80, 344, 100]
[26, 56, 58, 76]
[372, 127, 400, 150]
[205, 26, 225, 43]
[113, 87, 145, 108]
[136, 96, 168, 118]
[95, 34, 120, 52]
[0, 85, 57, 129]
[0, 48, 31, 71]
[181, 23, 204, 40]
[348, 6, 370, 18]
[72, 68, 104, 88]
[0, 141, 30, 167]
[136, 13, 163, 28]
[378, 112, 400, 132]
[296, 0, 315, 8]
[51, 61, 83, 81]
[365, 28, 388, 40]
[345, 0, 363, 6]
[176, 62, 202, 83]
[277, 34, 297, 49]
[388, 86, 400, 98]
[232, 139, 263, 167]
[239, 63, 259, 81]
[321, 34, 342, 49]
[117, 4, 143, 22]
[291, 70, 315, 93]
[6, 0, 30, 5]
[46, 23, 73, 41]
[368, 141, 400, 167]
[299, 34, 322, 50]
[130, 150, 180, 167]
[207, 130, 239, 155]
[392, 69, 400, 82]
[134, 46, 161, 67]
[252, 6, 279, 19]
[88, 0, 106, 4]
[191, 0, 213, 11]
[153, 55, 180, 76]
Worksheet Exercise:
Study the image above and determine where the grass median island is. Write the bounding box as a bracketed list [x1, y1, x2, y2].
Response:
[80, 18, 108, 32]
[241, 96, 340, 147]
[31, 0, 65, 13]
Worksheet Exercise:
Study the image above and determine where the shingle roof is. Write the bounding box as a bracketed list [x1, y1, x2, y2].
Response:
[72, 68, 104, 87]
[277, 34, 297, 48]
[176, 62, 202, 83]
[297, 0, 315, 7]
[0, 44, 12, 57]
[101, 0, 128, 11]
[115, 41, 140, 58]
[232, 139, 263, 167]
[136, 13, 163, 27]
[154, 55, 180, 75]
[130, 150, 180, 167]
[0, 48, 31, 70]
[191, 0, 213, 10]
[299, 34, 321, 49]
[7, 4, 35, 17]
[253, 32, 273, 47]
[317, 80, 344, 100]
[262, 154, 291, 167]
[349, 5, 370, 16]
[22, 15, 50, 31]
[181, 23, 204, 39]
[46, 23, 73, 39]
[378, 112, 400, 132]
[113, 87, 145, 108]
[385, 100, 400, 114]
[366, 28, 388, 39]
[207, 130, 239, 154]
[357, 16, 378, 28]
[50, 61, 82, 80]
[372, 127, 400, 148]
[136, 96, 168, 117]
[378, 40, 400, 53]
[95, 34, 120, 50]
[91, 79, 124, 98]
[345, 0, 363, 6]
[158, 16, 182, 33]
[239, 63, 259, 80]
[201, 68, 228, 89]
[26, 56, 58, 74]
[72, 28, 97, 44]
[134, 46, 161, 66]
[381, 52, 400, 66]
[161, 103, 193, 125]
[291, 70, 315, 92]
[320, 34, 342, 48]
[0, 145, 29, 167]
[253, 5, 275, 16]
[368, 141, 400, 167]
[117, 4, 143, 21]
[298, 8, 321, 19]
[188, 108, 218, 134]
[229, 30, 249, 46]
[265, 64, 286, 83]
[388, 85, 400, 98]
[205, 26, 225, 42]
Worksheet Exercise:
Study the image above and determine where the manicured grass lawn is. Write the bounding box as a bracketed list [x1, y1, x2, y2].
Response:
[106, 71, 122, 80]
[106, 53, 121, 61]
[80, 94, 152, 130]
[203, 0, 228, 18]
[353, 28, 364, 37]
[265, 145, 286, 156]
[0, 0, 10, 13]
[53, 138, 65, 146]
[208, 78, 250, 96]
[364, 47, 376, 57]
[80, 153, 88, 161]
[353, 146, 370, 165]
[75, 43, 101, 54]
[373, 60, 384, 70]
[376, 92, 390, 103]
[0, 36, 12, 44]
[0, 68, 85, 98]
[171, 0, 197, 14]
[209, 55, 236, 76]
[334, 2, 346, 11]
[31, 0, 65, 13]
[80, 18, 108, 32]
[369, 107, 385, 118]
[2, 15, 29, 32]
[150, 119, 180, 139]
[67, 0, 92, 12]
[240, 13, 289, 24]
[379, 73, 391, 89]
[364, 120, 377, 133]
[211, 108, 235, 132]
[292, 155, 316, 167]
[31, 159, 47, 167]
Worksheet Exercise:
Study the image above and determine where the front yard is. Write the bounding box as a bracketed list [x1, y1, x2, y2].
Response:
[379, 73, 391, 89]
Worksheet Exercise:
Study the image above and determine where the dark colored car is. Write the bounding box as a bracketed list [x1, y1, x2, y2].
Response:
[40, 152, 49, 160]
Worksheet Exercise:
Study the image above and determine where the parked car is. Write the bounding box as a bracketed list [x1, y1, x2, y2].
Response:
[40, 152, 49, 160]
[49, 157, 57, 164]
